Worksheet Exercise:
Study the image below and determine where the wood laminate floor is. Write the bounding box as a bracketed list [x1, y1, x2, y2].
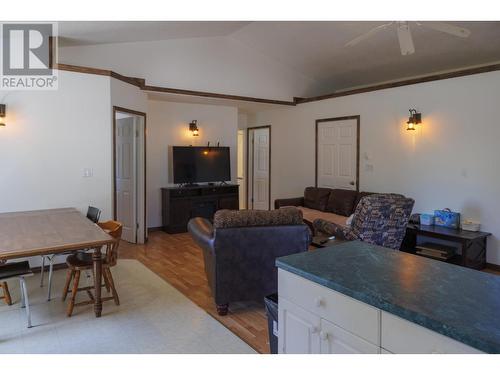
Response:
[119, 230, 270, 354]
[119, 231, 500, 354]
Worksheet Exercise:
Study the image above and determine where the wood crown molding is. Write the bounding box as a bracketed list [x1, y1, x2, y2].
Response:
[54, 62, 500, 107]
[55, 63, 294, 105]
[296, 63, 500, 104]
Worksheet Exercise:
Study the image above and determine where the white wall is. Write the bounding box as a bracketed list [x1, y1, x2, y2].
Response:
[60, 37, 317, 101]
[110, 78, 149, 241]
[0, 71, 112, 218]
[249, 71, 500, 264]
[147, 100, 238, 228]
[110, 79, 148, 114]
[0, 71, 113, 266]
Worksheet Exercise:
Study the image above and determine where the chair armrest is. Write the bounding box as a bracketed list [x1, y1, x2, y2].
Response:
[187, 217, 215, 250]
[274, 197, 304, 209]
[313, 218, 350, 240]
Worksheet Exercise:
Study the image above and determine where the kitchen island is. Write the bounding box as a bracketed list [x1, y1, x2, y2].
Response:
[276, 240, 500, 354]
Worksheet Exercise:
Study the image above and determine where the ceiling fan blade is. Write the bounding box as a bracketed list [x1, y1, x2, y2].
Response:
[421, 22, 471, 38]
[396, 22, 415, 55]
[345, 22, 393, 47]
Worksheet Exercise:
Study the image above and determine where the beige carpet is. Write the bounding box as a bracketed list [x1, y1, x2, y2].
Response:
[0, 259, 256, 354]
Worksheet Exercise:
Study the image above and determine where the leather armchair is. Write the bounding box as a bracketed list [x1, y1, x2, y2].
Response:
[188, 209, 310, 315]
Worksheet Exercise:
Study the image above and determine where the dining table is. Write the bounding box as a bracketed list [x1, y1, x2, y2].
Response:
[0, 207, 115, 317]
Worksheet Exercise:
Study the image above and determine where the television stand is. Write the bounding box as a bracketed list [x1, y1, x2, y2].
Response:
[161, 184, 239, 233]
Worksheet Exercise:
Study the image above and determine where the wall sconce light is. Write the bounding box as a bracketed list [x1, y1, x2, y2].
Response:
[406, 109, 421, 131]
[189, 120, 199, 136]
[0, 104, 5, 127]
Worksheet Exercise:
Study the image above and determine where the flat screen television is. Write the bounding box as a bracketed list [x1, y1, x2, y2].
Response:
[172, 146, 231, 184]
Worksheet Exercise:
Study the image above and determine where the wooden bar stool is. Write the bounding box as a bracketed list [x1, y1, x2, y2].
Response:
[1, 282, 12, 305]
[62, 220, 122, 317]
[0, 260, 12, 306]
[40, 206, 102, 301]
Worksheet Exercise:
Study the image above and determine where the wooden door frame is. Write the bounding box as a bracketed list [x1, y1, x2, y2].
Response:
[112, 106, 148, 241]
[315, 115, 360, 192]
[246, 125, 272, 210]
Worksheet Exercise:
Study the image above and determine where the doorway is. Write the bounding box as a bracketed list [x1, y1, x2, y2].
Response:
[237, 129, 246, 209]
[315, 116, 360, 191]
[247, 125, 271, 210]
[113, 106, 147, 244]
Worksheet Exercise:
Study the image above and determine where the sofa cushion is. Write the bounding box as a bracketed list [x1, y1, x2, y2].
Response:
[297, 206, 348, 228]
[213, 207, 303, 229]
[326, 189, 358, 216]
[304, 187, 331, 211]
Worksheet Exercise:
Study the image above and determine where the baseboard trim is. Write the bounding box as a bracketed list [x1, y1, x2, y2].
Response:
[148, 227, 163, 233]
[486, 262, 500, 272]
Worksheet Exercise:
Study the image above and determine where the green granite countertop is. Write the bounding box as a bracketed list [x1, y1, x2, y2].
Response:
[276, 241, 500, 353]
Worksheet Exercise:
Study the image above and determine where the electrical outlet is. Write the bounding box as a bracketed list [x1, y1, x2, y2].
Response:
[83, 168, 93, 177]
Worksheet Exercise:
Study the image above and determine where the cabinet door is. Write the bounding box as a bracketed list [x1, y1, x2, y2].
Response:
[218, 196, 239, 210]
[319, 319, 380, 354]
[278, 298, 321, 354]
[169, 199, 191, 226]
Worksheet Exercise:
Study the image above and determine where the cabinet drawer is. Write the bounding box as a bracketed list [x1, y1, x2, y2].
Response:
[381, 312, 482, 354]
[202, 186, 238, 195]
[169, 189, 200, 198]
[278, 269, 380, 345]
[320, 319, 380, 354]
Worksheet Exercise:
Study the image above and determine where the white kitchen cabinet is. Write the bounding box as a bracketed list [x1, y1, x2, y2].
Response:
[278, 297, 379, 354]
[278, 297, 321, 354]
[278, 269, 483, 354]
[381, 312, 482, 354]
[319, 318, 380, 354]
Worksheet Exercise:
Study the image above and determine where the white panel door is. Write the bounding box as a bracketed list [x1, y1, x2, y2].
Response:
[251, 127, 270, 210]
[116, 117, 137, 243]
[319, 319, 380, 354]
[278, 297, 321, 354]
[317, 119, 357, 190]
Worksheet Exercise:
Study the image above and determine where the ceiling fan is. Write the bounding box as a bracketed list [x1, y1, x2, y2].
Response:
[345, 21, 471, 56]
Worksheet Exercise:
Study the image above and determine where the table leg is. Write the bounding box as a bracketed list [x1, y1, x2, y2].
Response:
[93, 247, 103, 318]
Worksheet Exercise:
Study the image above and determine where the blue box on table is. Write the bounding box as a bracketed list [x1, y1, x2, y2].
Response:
[434, 209, 460, 229]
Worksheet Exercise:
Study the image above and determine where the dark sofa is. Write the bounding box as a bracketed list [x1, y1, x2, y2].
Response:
[187, 207, 310, 315]
[275, 187, 374, 230]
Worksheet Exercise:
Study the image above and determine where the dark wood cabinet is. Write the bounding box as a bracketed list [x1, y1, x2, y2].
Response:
[161, 185, 239, 233]
[401, 224, 491, 270]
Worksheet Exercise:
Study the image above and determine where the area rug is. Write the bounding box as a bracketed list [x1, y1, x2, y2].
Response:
[0, 260, 256, 354]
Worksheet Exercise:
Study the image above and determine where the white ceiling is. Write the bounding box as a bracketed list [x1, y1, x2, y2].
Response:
[58, 21, 251, 46]
[58, 21, 500, 94]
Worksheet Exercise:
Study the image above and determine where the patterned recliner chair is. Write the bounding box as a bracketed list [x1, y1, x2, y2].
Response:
[313, 194, 415, 250]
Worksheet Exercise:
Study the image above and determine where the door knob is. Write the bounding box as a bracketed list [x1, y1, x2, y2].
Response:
[349, 181, 355, 186]
[320, 331, 329, 340]
[314, 297, 324, 307]
[311, 326, 319, 334]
